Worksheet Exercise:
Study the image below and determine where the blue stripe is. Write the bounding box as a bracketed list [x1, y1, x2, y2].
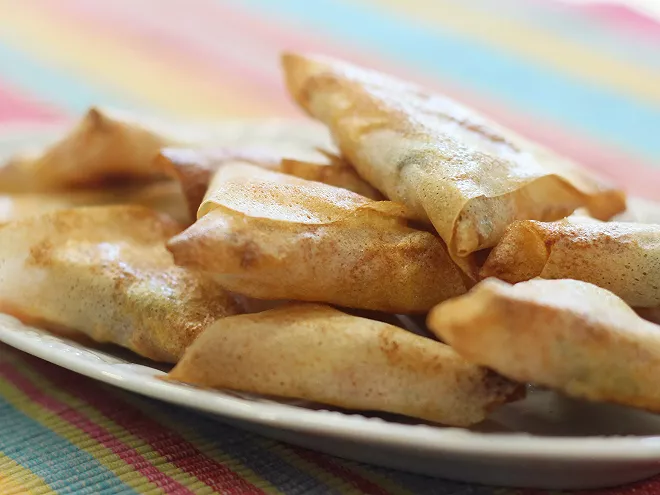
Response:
[229, 0, 660, 163]
[118, 391, 346, 495]
[129, 392, 505, 494]
[470, 0, 660, 71]
[358, 461, 503, 495]
[0, 396, 138, 495]
[0, 40, 146, 116]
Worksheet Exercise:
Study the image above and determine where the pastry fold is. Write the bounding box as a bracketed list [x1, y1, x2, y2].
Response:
[0, 205, 241, 362]
[169, 303, 522, 426]
[0, 108, 177, 192]
[481, 218, 660, 308]
[282, 53, 626, 276]
[167, 161, 467, 312]
[155, 147, 381, 221]
[429, 278, 660, 413]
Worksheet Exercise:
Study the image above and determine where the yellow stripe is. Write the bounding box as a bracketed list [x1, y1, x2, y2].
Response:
[124, 392, 407, 495]
[335, 462, 416, 495]
[0, 465, 30, 495]
[0, 374, 162, 494]
[363, 0, 660, 104]
[3, 357, 406, 494]
[3, 350, 283, 494]
[258, 435, 414, 495]
[120, 392, 365, 495]
[0, 357, 393, 495]
[250, 439, 379, 495]
[3, 351, 285, 495]
[5, 354, 213, 495]
[117, 393, 294, 495]
[6, 357, 408, 495]
[0, 453, 47, 495]
[0, 1, 274, 119]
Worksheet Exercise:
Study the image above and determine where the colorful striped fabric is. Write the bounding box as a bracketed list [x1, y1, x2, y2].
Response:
[0, 0, 659, 493]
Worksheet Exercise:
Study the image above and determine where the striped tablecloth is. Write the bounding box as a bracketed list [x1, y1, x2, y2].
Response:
[0, 1, 659, 493]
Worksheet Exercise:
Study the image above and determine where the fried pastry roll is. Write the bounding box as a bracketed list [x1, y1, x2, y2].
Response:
[429, 278, 660, 413]
[0, 205, 241, 362]
[481, 218, 660, 308]
[167, 162, 467, 312]
[168, 304, 522, 426]
[282, 53, 625, 277]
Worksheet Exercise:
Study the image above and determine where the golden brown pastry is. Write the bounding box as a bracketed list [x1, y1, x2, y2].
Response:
[0, 205, 241, 362]
[0, 108, 339, 194]
[0, 181, 189, 225]
[0, 108, 178, 192]
[428, 278, 660, 413]
[168, 303, 522, 426]
[156, 146, 381, 220]
[480, 218, 660, 307]
[280, 152, 382, 200]
[156, 148, 264, 220]
[167, 161, 467, 312]
[282, 53, 625, 276]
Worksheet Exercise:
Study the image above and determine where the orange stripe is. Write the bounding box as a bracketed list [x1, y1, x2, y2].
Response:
[0, 0, 274, 118]
[2, 0, 656, 201]
[163, 0, 660, 199]
[368, 0, 660, 104]
[51, 0, 299, 116]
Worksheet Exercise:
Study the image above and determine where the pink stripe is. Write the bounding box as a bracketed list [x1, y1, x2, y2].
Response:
[522, 0, 660, 43]
[164, 0, 660, 200]
[20, 351, 397, 494]
[21, 0, 659, 199]
[463, 106, 660, 201]
[566, 2, 660, 43]
[20, 353, 266, 495]
[0, 81, 65, 125]
[293, 448, 392, 495]
[32, 0, 295, 116]
[0, 362, 196, 495]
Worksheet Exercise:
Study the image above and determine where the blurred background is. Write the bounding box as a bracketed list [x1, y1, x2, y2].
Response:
[0, 0, 658, 198]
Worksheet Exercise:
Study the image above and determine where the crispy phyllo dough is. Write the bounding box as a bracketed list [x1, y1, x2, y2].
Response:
[481, 218, 660, 307]
[156, 148, 263, 220]
[156, 147, 381, 220]
[0, 205, 241, 362]
[282, 53, 625, 275]
[0, 181, 189, 225]
[428, 278, 660, 413]
[280, 152, 382, 200]
[168, 304, 521, 426]
[0, 107, 339, 194]
[167, 162, 467, 312]
[0, 108, 179, 192]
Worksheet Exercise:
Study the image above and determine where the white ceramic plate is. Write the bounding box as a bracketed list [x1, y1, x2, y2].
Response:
[1, 125, 660, 490]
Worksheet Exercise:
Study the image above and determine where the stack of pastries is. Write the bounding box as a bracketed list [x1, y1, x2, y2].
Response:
[2, 52, 660, 427]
